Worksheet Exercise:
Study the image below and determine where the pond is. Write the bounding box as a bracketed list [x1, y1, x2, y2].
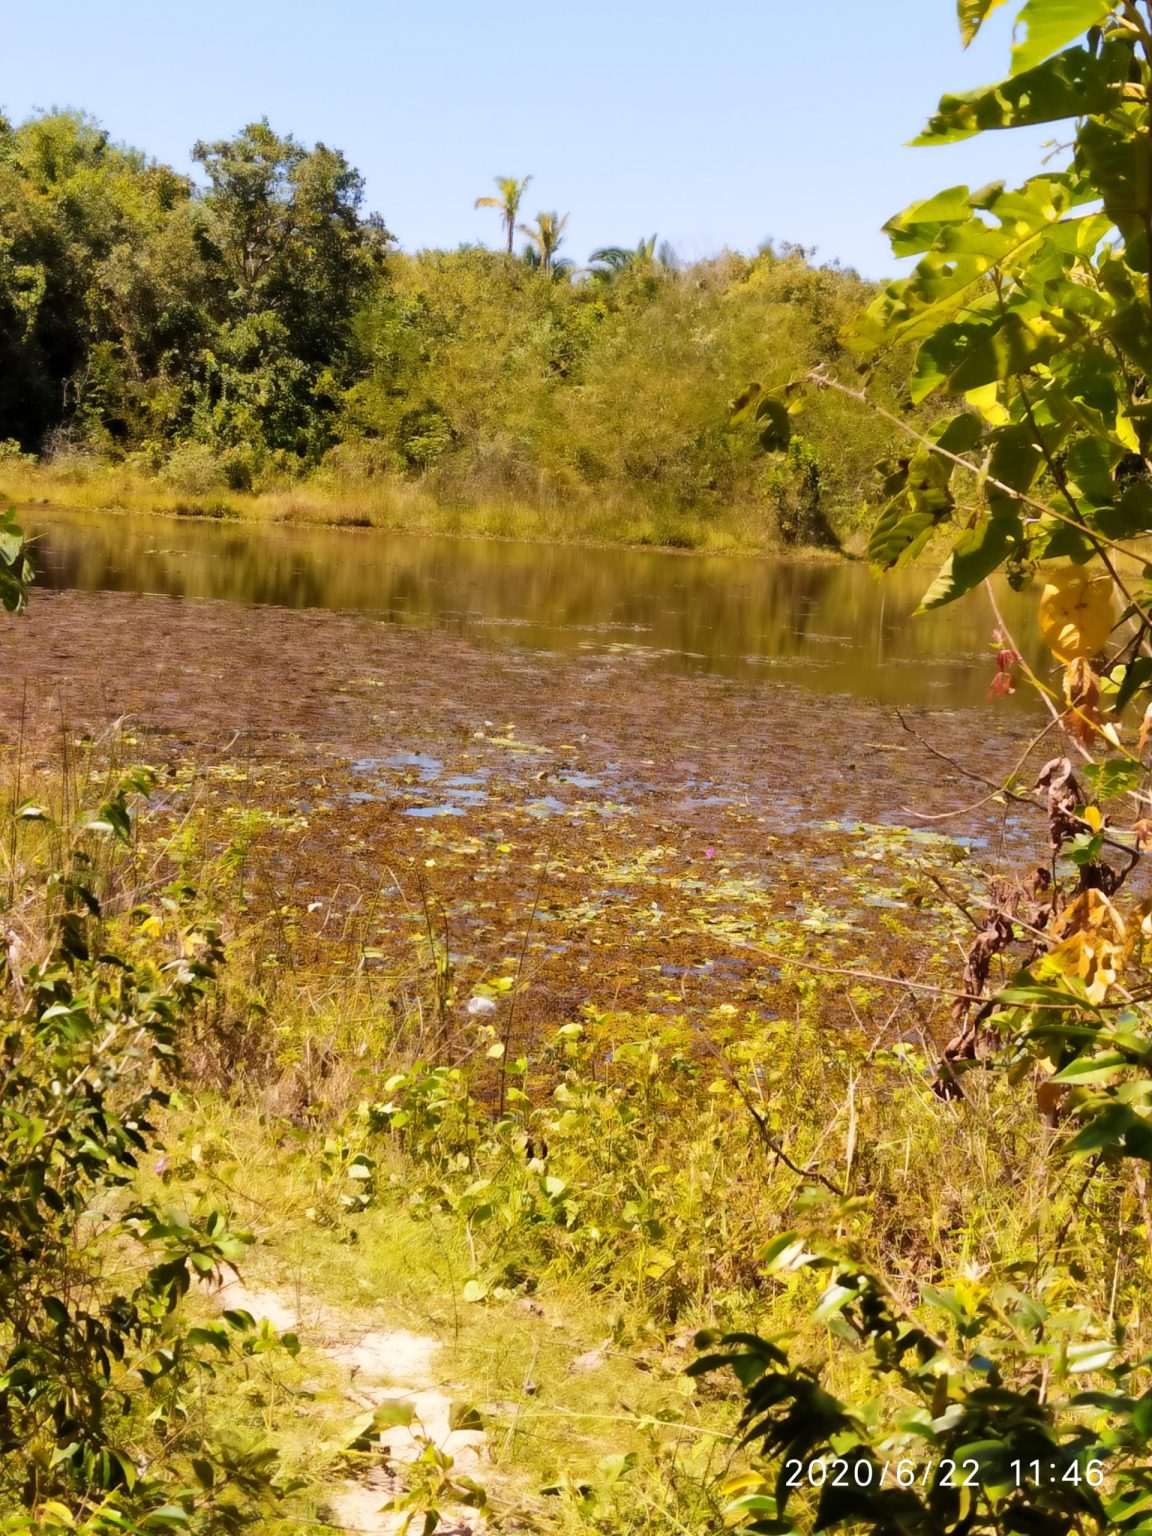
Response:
[22, 508, 1042, 707]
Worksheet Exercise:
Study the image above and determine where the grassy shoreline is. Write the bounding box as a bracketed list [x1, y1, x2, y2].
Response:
[1, 458, 860, 560]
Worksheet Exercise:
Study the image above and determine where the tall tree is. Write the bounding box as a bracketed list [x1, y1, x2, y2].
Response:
[192, 120, 387, 364]
[0, 109, 202, 449]
[474, 174, 532, 255]
[189, 120, 388, 453]
[518, 210, 568, 274]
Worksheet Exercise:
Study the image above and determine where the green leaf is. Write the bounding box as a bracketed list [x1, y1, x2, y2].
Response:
[912, 320, 993, 403]
[1091, 481, 1152, 542]
[43, 1296, 69, 1327]
[730, 382, 763, 424]
[885, 186, 974, 258]
[1114, 656, 1152, 714]
[754, 396, 791, 451]
[142, 1508, 191, 1530]
[1066, 1339, 1117, 1372]
[1066, 1102, 1135, 1156]
[947, 311, 1063, 393]
[917, 513, 1018, 610]
[0, 568, 27, 614]
[998, 980, 1091, 1007]
[1051, 1051, 1128, 1083]
[932, 411, 985, 456]
[597, 1451, 638, 1486]
[1080, 109, 1151, 265]
[917, 47, 1120, 144]
[345, 1397, 415, 1451]
[448, 1401, 485, 1431]
[1011, 0, 1111, 74]
[867, 455, 955, 570]
[958, 0, 1010, 46]
[1083, 758, 1143, 797]
[760, 1231, 812, 1273]
[988, 424, 1044, 492]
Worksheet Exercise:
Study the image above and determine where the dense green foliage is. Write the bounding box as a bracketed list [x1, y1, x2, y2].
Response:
[0, 111, 383, 474]
[0, 755, 298, 1533]
[0, 110, 889, 540]
[703, 2, 1152, 1532]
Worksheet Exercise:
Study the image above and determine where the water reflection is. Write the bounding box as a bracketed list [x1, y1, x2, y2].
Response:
[23, 509, 1044, 706]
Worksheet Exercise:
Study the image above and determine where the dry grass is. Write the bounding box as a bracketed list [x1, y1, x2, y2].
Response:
[1, 457, 824, 557]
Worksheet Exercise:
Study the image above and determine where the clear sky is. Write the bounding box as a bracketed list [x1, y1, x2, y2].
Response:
[5, 0, 1058, 279]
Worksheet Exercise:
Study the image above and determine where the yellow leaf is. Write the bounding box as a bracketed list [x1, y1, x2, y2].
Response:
[1116, 412, 1141, 453]
[965, 382, 1011, 426]
[1055, 888, 1126, 942]
[1046, 889, 1127, 1003]
[1083, 805, 1103, 832]
[1039, 566, 1115, 661]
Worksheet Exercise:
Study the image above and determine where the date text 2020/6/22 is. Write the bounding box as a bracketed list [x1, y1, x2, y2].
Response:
[782, 1457, 1108, 1490]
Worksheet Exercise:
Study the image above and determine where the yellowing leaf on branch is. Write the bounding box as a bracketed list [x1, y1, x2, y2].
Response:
[1046, 888, 1127, 1004]
[958, 0, 1010, 47]
[1039, 565, 1115, 661]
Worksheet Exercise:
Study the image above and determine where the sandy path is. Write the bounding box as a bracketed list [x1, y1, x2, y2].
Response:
[212, 1279, 486, 1534]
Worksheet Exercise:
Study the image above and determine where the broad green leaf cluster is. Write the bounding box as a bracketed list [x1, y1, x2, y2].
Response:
[0, 509, 32, 612]
[853, 0, 1152, 617]
[706, 4, 1152, 1531]
[0, 770, 296, 1530]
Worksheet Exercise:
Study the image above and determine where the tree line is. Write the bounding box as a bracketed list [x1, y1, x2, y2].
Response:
[0, 109, 896, 540]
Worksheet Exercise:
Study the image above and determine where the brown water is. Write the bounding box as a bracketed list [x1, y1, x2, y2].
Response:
[23, 508, 1043, 707]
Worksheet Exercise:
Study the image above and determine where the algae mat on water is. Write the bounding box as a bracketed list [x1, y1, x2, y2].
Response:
[0, 588, 1039, 1047]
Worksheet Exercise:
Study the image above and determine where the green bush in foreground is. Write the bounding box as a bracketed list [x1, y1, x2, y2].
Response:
[0, 754, 297, 1533]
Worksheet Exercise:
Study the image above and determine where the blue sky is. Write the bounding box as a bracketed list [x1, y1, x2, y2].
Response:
[6, 0, 1057, 278]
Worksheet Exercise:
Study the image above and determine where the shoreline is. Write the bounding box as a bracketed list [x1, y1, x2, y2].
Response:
[2, 463, 862, 563]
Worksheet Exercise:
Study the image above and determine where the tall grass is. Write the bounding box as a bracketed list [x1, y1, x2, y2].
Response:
[1, 455, 825, 555]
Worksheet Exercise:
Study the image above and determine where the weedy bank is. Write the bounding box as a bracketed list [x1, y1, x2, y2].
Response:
[0, 707, 1124, 1535]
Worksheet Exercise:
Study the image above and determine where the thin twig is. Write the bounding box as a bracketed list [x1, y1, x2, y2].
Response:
[807, 369, 1146, 568]
[902, 717, 1060, 824]
[690, 1025, 845, 1195]
[895, 708, 1034, 804]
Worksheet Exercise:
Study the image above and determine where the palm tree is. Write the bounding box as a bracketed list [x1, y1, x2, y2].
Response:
[475, 175, 533, 255]
[518, 210, 569, 274]
[590, 234, 657, 271]
[589, 235, 676, 283]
